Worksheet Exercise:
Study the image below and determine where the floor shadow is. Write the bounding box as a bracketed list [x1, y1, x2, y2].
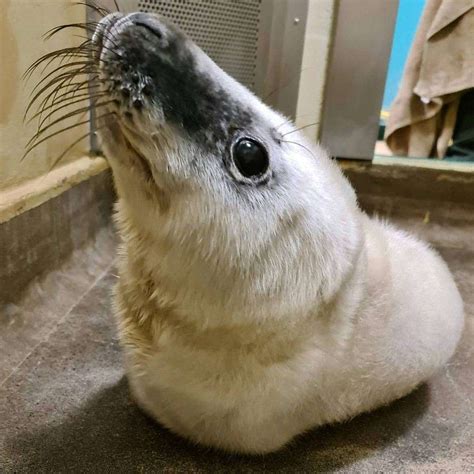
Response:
[6, 377, 430, 473]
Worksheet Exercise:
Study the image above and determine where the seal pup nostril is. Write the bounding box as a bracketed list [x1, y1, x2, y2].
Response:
[120, 86, 131, 98]
[133, 98, 144, 109]
[141, 83, 153, 96]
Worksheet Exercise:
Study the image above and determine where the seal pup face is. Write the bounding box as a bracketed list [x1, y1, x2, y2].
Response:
[94, 13, 281, 190]
[94, 13, 362, 325]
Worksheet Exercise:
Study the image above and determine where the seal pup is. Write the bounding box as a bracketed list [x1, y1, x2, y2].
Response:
[91, 12, 464, 453]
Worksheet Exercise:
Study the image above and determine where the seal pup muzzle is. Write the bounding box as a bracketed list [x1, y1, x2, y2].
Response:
[90, 12, 464, 454]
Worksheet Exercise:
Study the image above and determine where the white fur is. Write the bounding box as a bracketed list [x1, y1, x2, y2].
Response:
[96, 13, 464, 454]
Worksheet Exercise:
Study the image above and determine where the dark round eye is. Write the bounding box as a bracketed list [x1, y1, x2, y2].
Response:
[232, 138, 269, 179]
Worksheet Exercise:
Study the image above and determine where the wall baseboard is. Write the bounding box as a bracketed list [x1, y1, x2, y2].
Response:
[340, 159, 474, 206]
[0, 169, 115, 304]
[0, 156, 109, 224]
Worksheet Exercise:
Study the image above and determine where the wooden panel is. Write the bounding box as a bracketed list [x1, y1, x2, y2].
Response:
[0, 0, 89, 190]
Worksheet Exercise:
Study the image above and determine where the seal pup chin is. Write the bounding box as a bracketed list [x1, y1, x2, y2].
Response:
[93, 12, 464, 454]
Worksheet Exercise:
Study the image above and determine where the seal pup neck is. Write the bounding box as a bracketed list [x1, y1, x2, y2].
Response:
[94, 12, 363, 329]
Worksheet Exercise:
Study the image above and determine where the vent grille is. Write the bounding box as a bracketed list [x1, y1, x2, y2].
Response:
[137, 0, 261, 90]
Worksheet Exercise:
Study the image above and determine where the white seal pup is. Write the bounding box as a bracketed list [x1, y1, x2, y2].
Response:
[92, 13, 464, 454]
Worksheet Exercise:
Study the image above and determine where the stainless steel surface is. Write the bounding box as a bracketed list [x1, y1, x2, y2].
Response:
[254, 0, 309, 119]
[138, 0, 262, 91]
[319, 0, 398, 160]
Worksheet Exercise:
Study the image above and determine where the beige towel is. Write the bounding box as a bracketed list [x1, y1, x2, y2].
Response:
[385, 0, 474, 158]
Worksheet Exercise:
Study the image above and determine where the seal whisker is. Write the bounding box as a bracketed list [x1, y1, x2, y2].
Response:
[74, 1, 110, 17]
[47, 68, 101, 117]
[23, 42, 93, 81]
[27, 100, 113, 146]
[28, 79, 100, 124]
[28, 91, 105, 125]
[32, 61, 97, 95]
[29, 63, 98, 106]
[49, 131, 92, 170]
[38, 50, 94, 79]
[28, 64, 93, 102]
[28, 98, 113, 148]
[73, 33, 123, 58]
[35, 94, 109, 133]
[23, 7, 123, 164]
[25, 67, 94, 123]
[49, 77, 101, 107]
[43, 22, 101, 40]
[281, 122, 320, 138]
[22, 111, 115, 160]
[49, 119, 116, 170]
[47, 75, 100, 106]
[280, 139, 316, 159]
[275, 114, 321, 133]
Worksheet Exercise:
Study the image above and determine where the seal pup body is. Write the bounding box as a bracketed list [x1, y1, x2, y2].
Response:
[93, 13, 464, 453]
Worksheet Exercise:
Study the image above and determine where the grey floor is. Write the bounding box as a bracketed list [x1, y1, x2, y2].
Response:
[1, 204, 473, 472]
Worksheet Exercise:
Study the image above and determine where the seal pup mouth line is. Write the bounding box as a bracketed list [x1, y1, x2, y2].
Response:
[122, 134, 154, 182]
[104, 115, 155, 183]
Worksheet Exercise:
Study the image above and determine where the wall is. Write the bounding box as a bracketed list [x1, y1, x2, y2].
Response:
[0, 0, 107, 223]
[295, 0, 337, 140]
[253, 0, 336, 142]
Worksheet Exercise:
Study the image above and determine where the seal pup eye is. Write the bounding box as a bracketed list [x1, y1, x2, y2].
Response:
[232, 138, 269, 180]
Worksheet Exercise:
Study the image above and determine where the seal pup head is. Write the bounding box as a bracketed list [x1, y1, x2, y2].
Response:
[93, 13, 363, 326]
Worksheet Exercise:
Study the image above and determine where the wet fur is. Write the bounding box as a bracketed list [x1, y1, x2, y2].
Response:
[94, 13, 464, 453]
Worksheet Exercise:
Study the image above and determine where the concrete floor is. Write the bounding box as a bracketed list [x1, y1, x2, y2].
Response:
[1, 203, 473, 472]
